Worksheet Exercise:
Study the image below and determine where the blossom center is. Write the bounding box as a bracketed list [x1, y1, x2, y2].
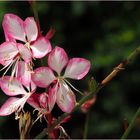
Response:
[24, 42, 30, 49]
[57, 76, 64, 82]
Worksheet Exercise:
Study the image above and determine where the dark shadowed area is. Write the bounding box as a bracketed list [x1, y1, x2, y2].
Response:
[0, 1, 140, 139]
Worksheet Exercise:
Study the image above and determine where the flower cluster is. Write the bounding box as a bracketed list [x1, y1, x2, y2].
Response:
[0, 13, 91, 118]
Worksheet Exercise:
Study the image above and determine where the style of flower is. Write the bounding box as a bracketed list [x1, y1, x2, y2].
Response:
[0, 76, 36, 116]
[32, 47, 91, 113]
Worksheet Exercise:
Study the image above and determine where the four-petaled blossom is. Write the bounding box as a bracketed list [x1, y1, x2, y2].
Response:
[32, 47, 91, 113]
[0, 76, 36, 116]
[2, 13, 52, 59]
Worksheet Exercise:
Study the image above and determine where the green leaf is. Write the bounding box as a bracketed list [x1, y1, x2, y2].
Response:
[88, 77, 97, 93]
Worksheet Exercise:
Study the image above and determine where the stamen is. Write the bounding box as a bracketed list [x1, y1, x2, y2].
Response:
[59, 126, 70, 139]
[33, 113, 43, 125]
[10, 57, 20, 82]
[0, 56, 20, 81]
[1, 58, 17, 79]
[63, 79, 84, 96]
[15, 111, 20, 120]
[33, 108, 39, 114]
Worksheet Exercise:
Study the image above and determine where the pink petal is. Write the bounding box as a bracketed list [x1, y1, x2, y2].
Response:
[39, 93, 48, 109]
[30, 37, 52, 58]
[32, 67, 56, 88]
[27, 93, 40, 109]
[0, 97, 21, 116]
[0, 42, 19, 66]
[48, 84, 57, 112]
[64, 58, 91, 80]
[31, 81, 37, 93]
[2, 13, 26, 42]
[4, 31, 16, 42]
[24, 17, 38, 42]
[56, 82, 76, 113]
[16, 61, 31, 87]
[0, 76, 27, 96]
[17, 43, 32, 63]
[48, 47, 68, 75]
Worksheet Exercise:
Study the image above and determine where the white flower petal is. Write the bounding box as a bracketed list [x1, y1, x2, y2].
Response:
[2, 13, 25, 42]
[31, 37, 52, 58]
[32, 67, 56, 88]
[0, 76, 27, 96]
[16, 61, 31, 87]
[0, 42, 19, 66]
[64, 58, 91, 80]
[0, 97, 21, 116]
[56, 81, 76, 113]
[48, 47, 68, 75]
[24, 17, 38, 42]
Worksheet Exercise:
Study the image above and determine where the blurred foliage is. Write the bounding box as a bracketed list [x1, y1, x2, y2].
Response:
[0, 1, 140, 139]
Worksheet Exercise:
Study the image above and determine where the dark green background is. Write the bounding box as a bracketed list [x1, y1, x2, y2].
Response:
[0, 1, 140, 139]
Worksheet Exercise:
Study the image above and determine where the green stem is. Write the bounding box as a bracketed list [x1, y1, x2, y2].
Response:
[83, 110, 90, 139]
[30, 0, 41, 33]
[121, 107, 140, 139]
[34, 45, 140, 139]
[29, 1, 46, 66]
[34, 128, 47, 139]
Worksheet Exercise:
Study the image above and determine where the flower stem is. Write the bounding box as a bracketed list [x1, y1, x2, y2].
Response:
[29, 0, 41, 37]
[121, 107, 140, 139]
[34, 128, 47, 139]
[83, 110, 90, 139]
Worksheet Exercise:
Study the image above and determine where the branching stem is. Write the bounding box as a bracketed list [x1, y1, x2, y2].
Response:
[121, 107, 140, 139]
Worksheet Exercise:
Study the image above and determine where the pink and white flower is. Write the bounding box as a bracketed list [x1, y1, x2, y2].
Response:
[0, 76, 36, 116]
[2, 13, 52, 59]
[0, 42, 32, 86]
[0, 13, 52, 86]
[27, 90, 56, 120]
[32, 47, 91, 113]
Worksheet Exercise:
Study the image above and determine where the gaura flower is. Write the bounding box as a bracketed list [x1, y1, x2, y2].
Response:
[27, 91, 71, 133]
[27, 90, 56, 121]
[0, 42, 32, 86]
[2, 13, 52, 59]
[0, 13, 52, 86]
[0, 76, 36, 116]
[32, 47, 91, 113]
